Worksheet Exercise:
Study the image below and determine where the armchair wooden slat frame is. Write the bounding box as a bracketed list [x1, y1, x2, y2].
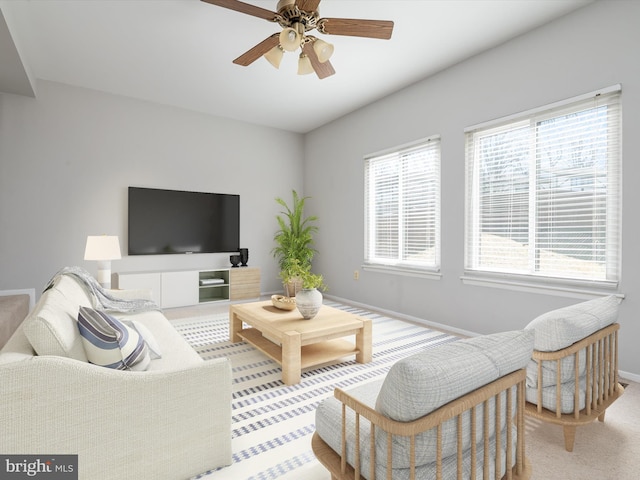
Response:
[524, 323, 625, 452]
[312, 369, 532, 480]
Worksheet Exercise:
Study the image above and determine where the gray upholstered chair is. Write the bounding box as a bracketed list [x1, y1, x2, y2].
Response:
[312, 330, 534, 480]
[523, 295, 624, 452]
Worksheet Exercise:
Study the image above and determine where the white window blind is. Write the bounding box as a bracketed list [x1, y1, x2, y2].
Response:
[365, 137, 440, 271]
[464, 87, 621, 285]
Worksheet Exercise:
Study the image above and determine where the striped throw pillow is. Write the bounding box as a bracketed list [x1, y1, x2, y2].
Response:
[77, 306, 150, 371]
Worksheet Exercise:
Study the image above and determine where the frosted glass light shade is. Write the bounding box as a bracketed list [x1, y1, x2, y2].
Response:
[313, 39, 334, 63]
[297, 54, 314, 75]
[264, 45, 284, 69]
[279, 27, 301, 52]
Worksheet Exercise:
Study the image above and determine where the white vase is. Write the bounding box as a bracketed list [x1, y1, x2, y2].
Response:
[295, 288, 323, 320]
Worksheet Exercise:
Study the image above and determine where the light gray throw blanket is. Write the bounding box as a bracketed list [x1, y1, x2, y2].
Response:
[45, 266, 160, 313]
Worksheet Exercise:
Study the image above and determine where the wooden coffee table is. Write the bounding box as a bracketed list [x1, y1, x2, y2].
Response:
[229, 301, 372, 385]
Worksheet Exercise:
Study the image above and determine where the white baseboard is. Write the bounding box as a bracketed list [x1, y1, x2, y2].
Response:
[620, 370, 640, 384]
[325, 294, 640, 383]
[325, 294, 478, 338]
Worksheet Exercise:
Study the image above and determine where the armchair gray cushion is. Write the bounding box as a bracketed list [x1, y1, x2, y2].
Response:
[373, 330, 533, 468]
[525, 295, 619, 352]
[375, 330, 534, 421]
[525, 295, 620, 388]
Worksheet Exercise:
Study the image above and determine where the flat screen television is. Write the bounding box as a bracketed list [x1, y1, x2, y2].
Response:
[128, 187, 240, 255]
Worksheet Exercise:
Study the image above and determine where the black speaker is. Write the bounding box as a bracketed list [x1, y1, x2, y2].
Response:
[239, 248, 249, 266]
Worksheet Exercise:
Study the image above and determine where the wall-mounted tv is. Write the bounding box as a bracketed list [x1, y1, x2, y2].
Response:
[128, 187, 240, 255]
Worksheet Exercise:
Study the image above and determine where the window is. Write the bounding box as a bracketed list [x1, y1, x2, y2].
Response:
[364, 137, 440, 273]
[464, 86, 621, 287]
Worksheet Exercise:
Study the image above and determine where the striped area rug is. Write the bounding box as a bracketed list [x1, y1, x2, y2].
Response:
[172, 301, 458, 480]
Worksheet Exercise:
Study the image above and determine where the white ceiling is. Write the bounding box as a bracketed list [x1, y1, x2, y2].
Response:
[1, 0, 593, 133]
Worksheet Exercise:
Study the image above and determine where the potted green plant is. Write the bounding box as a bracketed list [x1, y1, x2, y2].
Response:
[272, 190, 318, 296]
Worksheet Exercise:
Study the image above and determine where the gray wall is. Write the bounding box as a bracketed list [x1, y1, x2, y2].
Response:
[0, 80, 303, 294]
[304, 0, 640, 377]
[1, 1, 637, 378]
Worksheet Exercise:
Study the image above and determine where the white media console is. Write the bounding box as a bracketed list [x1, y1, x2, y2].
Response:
[114, 267, 260, 309]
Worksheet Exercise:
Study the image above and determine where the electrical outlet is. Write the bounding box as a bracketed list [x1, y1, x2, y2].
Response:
[353, 270, 360, 280]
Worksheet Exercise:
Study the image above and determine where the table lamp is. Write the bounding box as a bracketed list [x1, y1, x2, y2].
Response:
[84, 235, 121, 288]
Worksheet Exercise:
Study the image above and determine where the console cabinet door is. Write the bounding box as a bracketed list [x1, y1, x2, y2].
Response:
[230, 267, 261, 300]
[115, 272, 161, 304]
[161, 271, 198, 308]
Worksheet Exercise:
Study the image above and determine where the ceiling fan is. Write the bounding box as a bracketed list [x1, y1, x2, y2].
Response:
[201, 0, 394, 79]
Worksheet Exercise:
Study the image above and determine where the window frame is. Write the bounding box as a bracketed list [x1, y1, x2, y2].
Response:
[463, 85, 622, 294]
[363, 136, 441, 278]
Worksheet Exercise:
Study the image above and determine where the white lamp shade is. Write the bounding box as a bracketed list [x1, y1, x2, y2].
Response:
[313, 39, 334, 63]
[264, 45, 284, 69]
[297, 54, 314, 75]
[84, 235, 121, 261]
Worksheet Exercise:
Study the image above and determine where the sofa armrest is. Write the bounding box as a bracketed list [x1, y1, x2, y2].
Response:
[0, 355, 232, 480]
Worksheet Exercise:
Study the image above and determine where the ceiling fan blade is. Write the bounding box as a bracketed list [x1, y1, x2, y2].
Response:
[302, 42, 335, 80]
[318, 18, 394, 39]
[233, 34, 280, 66]
[295, 0, 321, 12]
[200, 0, 278, 21]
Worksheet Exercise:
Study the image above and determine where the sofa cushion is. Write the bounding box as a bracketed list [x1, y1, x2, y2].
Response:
[115, 310, 203, 371]
[375, 330, 533, 422]
[375, 340, 496, 422]
[525, 352, 588, 388]
[524, 295, 619, 352]
[525, 376, 587, 414]
[22, 279, 89, 361]
[78, 307, 150, 371]
[123, 320, 162, 360]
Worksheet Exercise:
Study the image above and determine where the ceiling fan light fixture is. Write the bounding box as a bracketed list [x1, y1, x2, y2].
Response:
[297, 53, 314, 75]
[264, 45, 284, 69]
[313, 38, 334, 63]
[279, 26, 301, 52]
[202, 0, 395, 79]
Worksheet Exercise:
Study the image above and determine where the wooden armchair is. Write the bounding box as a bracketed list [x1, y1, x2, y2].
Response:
[312, 330, 534, 480]
[312, 370, 531, 480]
[524, 322, 624, 452]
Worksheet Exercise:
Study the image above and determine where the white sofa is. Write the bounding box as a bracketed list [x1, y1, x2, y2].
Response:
[0, 271, 232, 479]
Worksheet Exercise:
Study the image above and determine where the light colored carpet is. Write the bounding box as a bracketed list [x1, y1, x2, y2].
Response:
[524, 380, 639, 479]
[171, 301, 639, 480]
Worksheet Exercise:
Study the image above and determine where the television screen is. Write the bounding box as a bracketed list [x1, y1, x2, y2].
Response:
[128, 187, 240, 255]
